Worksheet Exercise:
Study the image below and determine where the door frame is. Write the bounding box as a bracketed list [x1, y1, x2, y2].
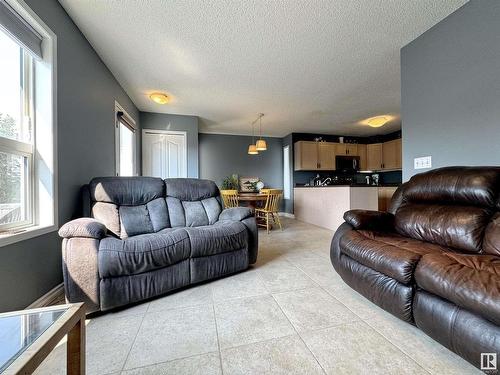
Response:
[142, 129, 188, 178]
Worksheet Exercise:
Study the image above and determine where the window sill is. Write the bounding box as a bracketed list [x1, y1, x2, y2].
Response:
[0, 224, 58, 247]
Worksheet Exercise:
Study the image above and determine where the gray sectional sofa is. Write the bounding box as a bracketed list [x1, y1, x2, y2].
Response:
[58, 177, 258, 313]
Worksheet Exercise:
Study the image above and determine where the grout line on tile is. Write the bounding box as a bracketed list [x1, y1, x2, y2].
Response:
[211, 288, 225, 375]
[119, 312, 147, 373]
[269, 293, 328, 375]
[119, 351, 220, 374]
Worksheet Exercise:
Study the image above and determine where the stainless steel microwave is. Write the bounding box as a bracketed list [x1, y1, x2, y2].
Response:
[336, 155, 360, 172]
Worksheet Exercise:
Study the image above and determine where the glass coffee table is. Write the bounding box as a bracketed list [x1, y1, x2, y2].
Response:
[0, 303, 85, 375]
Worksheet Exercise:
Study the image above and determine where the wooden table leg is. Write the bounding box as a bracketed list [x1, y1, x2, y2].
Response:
[67, 315, 85, 375]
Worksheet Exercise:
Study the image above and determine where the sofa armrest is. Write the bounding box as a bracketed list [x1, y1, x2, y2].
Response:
[219, 207, 253, 222]
[343, 209, 394, 231]
[58, 218, 107, 239]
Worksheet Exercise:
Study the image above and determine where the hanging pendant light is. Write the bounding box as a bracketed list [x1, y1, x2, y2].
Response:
[248, 120, 259, 155]
[255, 113, 267, 151]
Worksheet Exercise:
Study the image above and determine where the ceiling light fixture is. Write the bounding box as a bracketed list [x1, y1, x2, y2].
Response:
[248, 118, 259, 155]
[255, 113, 267, 151]
[360, 115, 393, 128]
[149, 92, 169, 104]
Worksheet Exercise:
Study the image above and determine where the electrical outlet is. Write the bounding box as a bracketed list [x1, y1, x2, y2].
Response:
[414, 156, 432, 170]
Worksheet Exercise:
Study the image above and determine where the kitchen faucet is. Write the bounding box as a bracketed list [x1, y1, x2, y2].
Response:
[320, 177, 332, 186]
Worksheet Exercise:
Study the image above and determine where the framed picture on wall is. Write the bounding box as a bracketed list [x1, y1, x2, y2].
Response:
[239, 177, 260, 192]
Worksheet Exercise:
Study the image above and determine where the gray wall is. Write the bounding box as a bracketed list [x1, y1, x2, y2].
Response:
[0, 0, 139, 312]
[141, 112, 199, 178]
[199, 134, 283, 193]
[401, 0, 500, 180]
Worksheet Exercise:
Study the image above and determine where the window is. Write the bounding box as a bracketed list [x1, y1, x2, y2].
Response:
[0, 28, 33, 230]
[283, 145, 291, 199]
[0, 0, 56, 246]
[115, 103, 136, 176]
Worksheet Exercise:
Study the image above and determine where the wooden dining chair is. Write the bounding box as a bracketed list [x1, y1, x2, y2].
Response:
[256, 189, 283, 234]
[220, 189, 239, 208]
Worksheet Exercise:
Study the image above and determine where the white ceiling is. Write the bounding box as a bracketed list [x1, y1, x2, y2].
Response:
[59, 0, 467, 137]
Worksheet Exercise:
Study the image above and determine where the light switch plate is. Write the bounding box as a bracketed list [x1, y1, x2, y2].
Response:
[414, 156, 432, 169]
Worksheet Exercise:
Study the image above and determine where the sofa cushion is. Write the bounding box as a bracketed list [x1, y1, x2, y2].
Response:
[89, 177, 168, 238]
[483, 212, 500, 256]
[98, 229, 190, 278]
[415, 252, 500, 325]
[90, 176, 165, 205]
[394, 167, 500, 253]
[166, 197, 222, 228]
[340, 230, 451, 284]
[186, 221, 248, 257]
[165, 178, 219, 201]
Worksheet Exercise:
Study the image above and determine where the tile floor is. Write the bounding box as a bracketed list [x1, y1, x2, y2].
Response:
[35, 218, 481, 375]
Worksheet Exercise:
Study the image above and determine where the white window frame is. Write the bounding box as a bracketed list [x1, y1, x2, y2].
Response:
[114, 101, 137, 176]
[0, 0, 57, 247]
[283, 145, 291, 199]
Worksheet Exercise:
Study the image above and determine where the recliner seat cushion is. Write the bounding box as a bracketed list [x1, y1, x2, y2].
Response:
[186, 221, 248, 257]
[340, 230, 451, 284]
[415, 252, 500, 325]
[98, 229, 191, 277]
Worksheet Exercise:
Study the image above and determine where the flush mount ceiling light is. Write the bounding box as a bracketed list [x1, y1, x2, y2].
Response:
[361, 115, 392, 128]
[149, 93, 169, 104]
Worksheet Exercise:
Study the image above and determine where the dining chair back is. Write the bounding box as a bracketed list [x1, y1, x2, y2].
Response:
[256, 189, 283, 233]
[220, 189, 239, 208]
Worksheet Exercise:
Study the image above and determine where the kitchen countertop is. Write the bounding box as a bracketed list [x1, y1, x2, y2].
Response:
[294, 184, 400, 188]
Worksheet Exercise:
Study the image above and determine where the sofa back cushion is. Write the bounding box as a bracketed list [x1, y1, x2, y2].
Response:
[483, 195, 500, 255]
[393, 167, 500, 253]
[89, 177, 167, 238]
[165, 178, 222, 227]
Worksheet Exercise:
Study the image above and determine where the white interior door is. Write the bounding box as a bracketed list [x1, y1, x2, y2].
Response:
[142, 130, 187, 178]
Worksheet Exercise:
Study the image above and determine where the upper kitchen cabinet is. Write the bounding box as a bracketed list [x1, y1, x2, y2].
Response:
[294, 141, 318, 170]
[367, 143, 383, 170]
[382, 139, 402, 170]
[335, 143, 358, 156]
[357, 144, 367, 171]
[318, 142, 336, 170]
[294, 141, 336, 171]
[366, 139, 402, 171]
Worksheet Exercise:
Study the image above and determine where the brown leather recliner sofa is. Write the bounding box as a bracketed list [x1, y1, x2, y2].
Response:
[331, 166, 500, 370]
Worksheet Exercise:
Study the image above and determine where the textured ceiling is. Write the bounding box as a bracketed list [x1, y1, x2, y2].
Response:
[59, 0, 467, 137]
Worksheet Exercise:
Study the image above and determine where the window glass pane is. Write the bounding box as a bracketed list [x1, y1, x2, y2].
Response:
[283, 146, 290, 199]
[0, 151, 28, 225]
[119, 123, 134, 176]
[0, 29, 30, 142]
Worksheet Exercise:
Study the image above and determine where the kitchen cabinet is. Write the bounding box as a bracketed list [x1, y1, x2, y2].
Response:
[378, 186, 398, 212]
[294, 141, 336, 171]
[357, 144, 367, 171]
[366, 140, 402, 171]
[318, 142, 336, 170]
[335, 143, 358, 156]
[294, 141, 318, 170]
[382, 139, 401, 170]
[367, 143, 383, 170]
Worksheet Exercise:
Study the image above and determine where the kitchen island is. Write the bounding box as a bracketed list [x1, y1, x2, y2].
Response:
[293, 186, 378, 230]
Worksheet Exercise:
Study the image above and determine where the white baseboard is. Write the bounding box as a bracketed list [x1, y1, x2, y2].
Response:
[26, 283, 64, 309]
[279, 212, 295, 219]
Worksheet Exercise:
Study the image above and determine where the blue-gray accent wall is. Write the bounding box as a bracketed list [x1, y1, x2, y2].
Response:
[0, 0, 139, 312]
[140, 112, 199, 178]
[199, 133, 284, 192]
[401, 0, 500, 180]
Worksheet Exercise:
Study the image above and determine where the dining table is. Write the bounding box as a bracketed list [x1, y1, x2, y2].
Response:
[237, 192, 267, 212]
